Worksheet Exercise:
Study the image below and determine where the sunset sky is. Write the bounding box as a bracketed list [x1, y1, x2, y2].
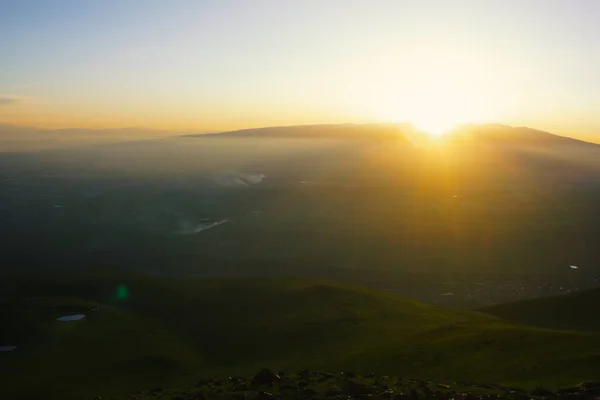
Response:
[1, 0, 599, 140]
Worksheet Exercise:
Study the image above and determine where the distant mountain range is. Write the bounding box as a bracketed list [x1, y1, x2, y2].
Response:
[0, 123, 188, 152]
[2, 122, 598, 152]
[449, 124, 599, 148]
[194, 123, 415, 140]
[199, 122, 600, 147]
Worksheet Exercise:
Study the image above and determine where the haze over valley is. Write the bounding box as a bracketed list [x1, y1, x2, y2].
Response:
[2, 123, 600, 308]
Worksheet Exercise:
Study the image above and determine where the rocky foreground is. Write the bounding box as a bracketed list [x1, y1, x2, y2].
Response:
[110, 369, 600, 400]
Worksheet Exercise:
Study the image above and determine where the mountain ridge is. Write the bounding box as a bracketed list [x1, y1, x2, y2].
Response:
[2, 122, 598, 149]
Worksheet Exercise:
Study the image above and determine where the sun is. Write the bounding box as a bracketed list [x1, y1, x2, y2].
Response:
[402, 103, 464, 137]
[367, 83, 478, 138]
[362, 53, 493, 138]
[411, 117, 458, 137]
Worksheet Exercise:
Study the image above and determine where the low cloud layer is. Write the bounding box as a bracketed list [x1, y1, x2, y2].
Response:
[0, 95, 20, 106]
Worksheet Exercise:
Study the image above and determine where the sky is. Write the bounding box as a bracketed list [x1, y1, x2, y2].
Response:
[1, 0, 599, 140]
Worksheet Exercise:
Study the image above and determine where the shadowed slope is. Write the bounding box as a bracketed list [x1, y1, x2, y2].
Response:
[481, 287, 600, 332]
[2, 270, 600, 399]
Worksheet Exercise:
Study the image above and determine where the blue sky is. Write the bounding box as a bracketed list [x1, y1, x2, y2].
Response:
[1, 0, 599, 139]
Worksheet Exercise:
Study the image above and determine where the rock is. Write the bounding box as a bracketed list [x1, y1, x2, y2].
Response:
[148, 387, 162, 394]
[422, 386, 434, 395]
[298, 369, 310, 381]
[191, 391, 205, 400]
[409, 388, 420, 399]
[474, 383, 496, 390]
[252, 369, 281, 385]
[506, 393, 529, 400]
[578, 382, 600, 395]
[257, 391, 277, 400]
[531, 386, 554, 397]
[556, 382, 600, 399]
[343, 381, 373, 395]
[318, 373, 336, 381]
[325, 386, 342, 396]
[342, 371, 357, 379]
[281, 376, 294, 383]
[557, 386, 580, 395]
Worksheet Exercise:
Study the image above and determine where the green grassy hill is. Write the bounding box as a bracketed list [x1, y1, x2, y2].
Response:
[481, 287, 600, 332]
[2, 270, 600, 399]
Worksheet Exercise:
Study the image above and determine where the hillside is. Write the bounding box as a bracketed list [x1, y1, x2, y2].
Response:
[3, 270, 600, 399]
[481, 287, 600, 332]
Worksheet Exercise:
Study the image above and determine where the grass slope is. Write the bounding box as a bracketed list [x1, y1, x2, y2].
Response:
[481, 287, 600, 332]
[2, 270, 600, 399]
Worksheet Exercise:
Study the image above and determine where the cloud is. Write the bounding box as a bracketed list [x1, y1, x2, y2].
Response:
[0, 95, 21, 106]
